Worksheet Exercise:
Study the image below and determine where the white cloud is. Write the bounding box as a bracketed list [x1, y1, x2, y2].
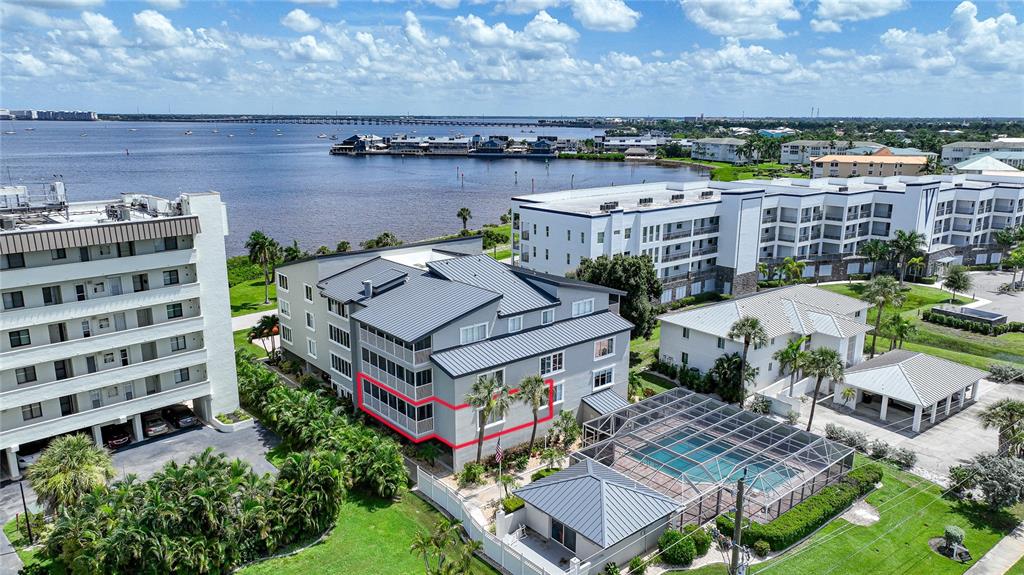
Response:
[133, 10, 184, 47]
[0, 3, 78, 29]
[403, 11, 449, 49]
[4, 52, 50, 76]
[425, 0, 460, 8]
[605, 51, 642, 69]
[147, 0, 184, 10]
[681, 0, 800, 40]
[288, 0, 337, 7]
[650, 49, 666, 58]
[816, 0, 907, 22]
[453, 11, 578, 60]
[238, 34, 280, 51]
[281, 9, 321, 33]
[281, 34, 338, 61]
[497, 0, 562, 15]
[570, 0, 639, 32]
[817, 46, 854, 58]
[77, 11, 121, 46]
[524, 10, 579, 42]
[809, 18, 841, 33]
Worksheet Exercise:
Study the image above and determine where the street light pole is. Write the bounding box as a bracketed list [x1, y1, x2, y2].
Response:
[730, 475, 746, 575]
[19, 480, 33, 544]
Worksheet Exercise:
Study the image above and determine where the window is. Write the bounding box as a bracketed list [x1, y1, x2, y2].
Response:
[682, 327, 690, 338]
[327, 298, 347, 317]
[16, 366, 36, 384]
[42, 285, 62, 306]
[90, 390, 103, 408]
[51, 248, 67, 260]
[307, 338, 317, 358]
[544, 248, 549, 260]
[164, 236, 179, 250]
[98, 244, 112, 256]
[277, 273, 289, 291]
[717, 337, 725, 349]
[331, 353, 352, 379]
[3, 291, 24, 310]
[54, 359, 72, 379]
[508, 315, 523, 333]
[624, 228, 631, 239]
[580, 232, 585, 244]
[162, 270, 179, 285]
[175, 368, 190, 383]
[551, 519, 577, 552]
[6, 253, 25, 268]
[21, 403, 43, 421]
[553, 381, 564, 404]
[166, 303, 183, 319]
[594, 337, 614, 359]
[107, 386, 119, 398]
[566, 253, 570, 265]
[305, 311, 315, 330]
[279, 299, 291, 317]
[681, 352, 689, 365]
[477, 369, 504, 386]
[460, 323, 488, 345]
[854, 310, 861, 318]
[9, 329, 31, 348]
[329, 324, 350, 348]
[170, 335, 187, 352]
[597, 232, 605, 244]
[593, 367, 614, 390]
[104, 352, 115, 364]
[415, 369, 433, 387]
[541, 309, 554, 325]
[545, 226, 550, 237]
[133, 273, 149, 292]
[540, 351, 564, 375]
[304, 284, 313, 302]
[567, 230, 571, 241]
[571, 299, 594, 317]
[281, 325, 293, 343]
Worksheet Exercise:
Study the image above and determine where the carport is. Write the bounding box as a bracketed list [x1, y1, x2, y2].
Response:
[833, 350, 988, 433]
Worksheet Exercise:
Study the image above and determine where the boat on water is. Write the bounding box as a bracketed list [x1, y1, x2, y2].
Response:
[212, 129, 219, 134]
[317, 133, 328, 139]
[276, 133, 283, 137]
[3, 131, 16, 135]
[24, 128, 35, 131]
[80, 133, 87, 137]
[128, 128, 138, 132]
[330, 134, 338, 140]
[227, 134, 235, 138]
[184, 130, 193, 135]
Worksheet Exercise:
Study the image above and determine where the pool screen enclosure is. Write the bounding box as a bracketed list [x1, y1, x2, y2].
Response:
[577, 387, 855, 525]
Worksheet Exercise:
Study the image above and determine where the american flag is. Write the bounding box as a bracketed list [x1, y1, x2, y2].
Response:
[495, 439, 503, 464]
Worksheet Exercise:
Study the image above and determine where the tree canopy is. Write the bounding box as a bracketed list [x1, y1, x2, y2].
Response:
[573, 254, 662, 338]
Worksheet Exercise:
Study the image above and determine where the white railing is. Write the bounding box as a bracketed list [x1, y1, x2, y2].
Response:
[416, 466, 567, 575]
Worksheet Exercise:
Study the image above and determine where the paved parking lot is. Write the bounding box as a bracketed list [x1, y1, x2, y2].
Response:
[967, 271, 1023, 322]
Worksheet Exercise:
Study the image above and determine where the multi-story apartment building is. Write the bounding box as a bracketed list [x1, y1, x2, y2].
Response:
[941, 141, 1024, 166]
[780, 140, 883, 165]
[0, 183, 239, 480]
[691, 138, 754, 164]
[275, 237, 632, 470]
[512, 174, 1024, 302]
[810, 154, 929, 178]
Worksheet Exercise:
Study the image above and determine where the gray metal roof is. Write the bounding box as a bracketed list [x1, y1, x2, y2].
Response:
[0, 216, 200, 255]
[430, 312, 633, 378]
[581, 389, 630, 416]
[427, 255, 556, 316]
[350, 274, 501, 342]
[318, 257, 423, 303]
[514, 459, 678, 548]
[844, 350, 989, 407]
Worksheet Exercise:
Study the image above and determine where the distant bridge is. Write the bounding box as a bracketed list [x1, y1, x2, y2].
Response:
[186, 116, 610, 128]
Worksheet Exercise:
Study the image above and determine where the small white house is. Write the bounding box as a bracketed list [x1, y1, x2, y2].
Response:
[659, 285, 872, 393]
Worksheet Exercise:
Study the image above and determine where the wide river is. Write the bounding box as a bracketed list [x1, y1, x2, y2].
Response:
[0, 120, 703, 255]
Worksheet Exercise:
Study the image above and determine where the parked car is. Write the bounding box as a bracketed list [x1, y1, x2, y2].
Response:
[101, 424, 132, 449]
[142, 411, 171, 437]
[161, 404, 199, 428]
[16, 451, 42, 470]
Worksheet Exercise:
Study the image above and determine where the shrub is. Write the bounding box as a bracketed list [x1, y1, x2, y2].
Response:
[989, 364, 1024, 384]
[948, 464, 977, 497]
[752, 540, 771, 558]
[682, 524, 712, 557]
[845, 464, 884, 493]
[458, 462, 485, 487]
[658, 529, 696, 566]
[749, 395, 772, 415]
[824, 423, 843, 441]
[602, 562, 621, 575]
[785, 411, 800, 426]
[890, 448, 917, 470]
[868, 439, 891, 460]
[531, 467, 560, 482]
[502, 496, 525, 513]
[944, 525, 965, 548]
[628, 556, 647, 575]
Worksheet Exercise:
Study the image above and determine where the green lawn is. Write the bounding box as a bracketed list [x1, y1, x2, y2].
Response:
[663, 159, 808, 181]
[636, 371, 676, 396]
[630, 325, 661, 373]
[1008, 555, 1024, 575]
[230, 279, 277, 317]
[3, 518, 65, 574]
[234, 328, 270, 357]
[239, 491, 498, 575]
[665, 564, 729, 575]
[819, 283, 1023, 369]
[745, 458, 1024, 575]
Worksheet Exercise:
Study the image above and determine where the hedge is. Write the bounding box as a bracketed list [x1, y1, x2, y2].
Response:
[658, 529, 696, 565]
[502, 496, 525, 513]
[923, 311, 1024, 336]
[531, 467, 561, 482]
[716, 464, 884, 551]
[682, 524, 712, 557]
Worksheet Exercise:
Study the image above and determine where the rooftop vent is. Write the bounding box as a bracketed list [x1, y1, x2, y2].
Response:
[700, 190, 714, 199]
[362, 280, 372, 298]
[599, 201, 619, 211]
[670, 193, 686, 202]
[837, 186, 849, 192]
[954, 183, 964, 188]
[877, 185, 887, 191]
[638, 197, 654, 206]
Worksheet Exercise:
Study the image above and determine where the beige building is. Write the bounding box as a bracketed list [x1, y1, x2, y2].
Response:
[811, 154, 928, 178]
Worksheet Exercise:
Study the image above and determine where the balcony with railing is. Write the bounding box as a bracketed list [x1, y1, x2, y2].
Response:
[662, 250, 691, 263]
[779, 210, 798, 224]
[361, 362, 434, 402]
[761, 214, 778, 224]
[994, 201, 1015, 214]
[692, 225, 720, 235]
[359, 326, 432, 365]
[692, 245, 718, 256]
[952, 222, 972, 232]
[777, 233, 797, 243]
[663, 227, 693, 241]
[824, 207, 844, 222]
[362, 393, 434, 437]
[872, 206, 893, 219]
[2, 248, 197, 289]
[954, 202, 976, 215]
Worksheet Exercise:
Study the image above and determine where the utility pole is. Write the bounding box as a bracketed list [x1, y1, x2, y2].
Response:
[730, 474, 746, 575]
[19, 480, 33, 544]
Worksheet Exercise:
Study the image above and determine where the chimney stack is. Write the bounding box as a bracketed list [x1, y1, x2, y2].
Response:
[363, 280, 372, 298]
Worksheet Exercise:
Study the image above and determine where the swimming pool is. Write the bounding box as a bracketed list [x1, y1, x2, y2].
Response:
[633, 428, 797, 491]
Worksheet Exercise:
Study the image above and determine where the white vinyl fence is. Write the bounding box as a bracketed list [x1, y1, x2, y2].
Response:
[415, 465, 576, 575]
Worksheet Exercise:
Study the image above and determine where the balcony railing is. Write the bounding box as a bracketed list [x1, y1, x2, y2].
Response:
[952, 224, 972, 232]
[994, 206, 1015, 213]
[823, 233, 842, 240]
[362, 363, 433, 401]
[777, 235, 796, 243]
[780, 215, 798, 224]
[692, 246, 718, 256]
[663, 229, 692, 241]
[362, 394, 433, 437]
[662, 251, 690, 263]
[1, 248, 197, 289]
[692, 225, 720, 235]
[521, 230, 530, 240]
[825, 214, 844, 222]
[761, 215, 777, 224]
[955, 207, 975, 215]
[359, 327, 431, 366]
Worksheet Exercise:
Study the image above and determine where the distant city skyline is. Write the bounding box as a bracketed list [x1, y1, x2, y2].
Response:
[1, 0, 1022, 118]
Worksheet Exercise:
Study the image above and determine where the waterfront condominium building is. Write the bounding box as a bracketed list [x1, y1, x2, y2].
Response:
[274, 236, 632, 470]
[810, 154, 929, 178]
[0, 183, 239, 480]
[941, 140, 1024, 167]
[691, 138, 754, 164]
[779, 140, 884, 165]
[511, 174, 1024, 302]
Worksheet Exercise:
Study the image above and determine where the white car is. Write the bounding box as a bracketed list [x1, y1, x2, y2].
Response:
[17, 451, 42, 470]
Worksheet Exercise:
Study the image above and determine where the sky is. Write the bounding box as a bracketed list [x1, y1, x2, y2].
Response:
[1, 0, 1023, 117]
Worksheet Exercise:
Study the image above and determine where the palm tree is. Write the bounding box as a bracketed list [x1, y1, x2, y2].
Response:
[890, 230, 926, 287]
[282, 239, 305, 263]
[456, 207, 472, 231]
[943, 264, 972, 303]
[840, 385, 857, 407]
[773, 336, 809, 397]
[627, 372, 645, 402]
[804, 347, 844, 432]
[498, 474, 519, 498]
[994, 228, 1019, 270]
[314, 245, 331, 256]
[977, 399, 1024, 457]
[858, 239, 891, 279]
[245, 231, 280, 305]
[885, 314, 916, 350]
[409, 530, 434, 575]
[466, 376, 513, 463]
[517, 375, 548, 455]
[1007, 247, 1024, 291]
[248, 314, 279, 358]
[860, 275, 904, 358]
[335, 240, 351, 253]
[782, 256, 806, 285]
[28, 434, 115, 512]
[728, 316, 767, 407]
[906, 256, 925, 282]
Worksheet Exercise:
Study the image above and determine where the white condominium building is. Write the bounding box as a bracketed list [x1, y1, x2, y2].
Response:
[780, 140, 884, 165]
[691, 138, 754, 164]
[941, 141, 1024, 166]
[512, 174, 1024, 302]
[0, 183, 239, 480]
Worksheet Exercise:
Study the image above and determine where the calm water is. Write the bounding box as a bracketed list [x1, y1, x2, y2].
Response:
[0, 120, 702, 255]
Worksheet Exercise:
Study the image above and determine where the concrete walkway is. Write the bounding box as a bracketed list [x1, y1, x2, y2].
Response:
[232, 310, 274, 332]
[966, 525, 1024, 575]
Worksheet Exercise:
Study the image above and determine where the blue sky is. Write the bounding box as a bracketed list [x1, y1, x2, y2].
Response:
[2, 0, 1022, 117]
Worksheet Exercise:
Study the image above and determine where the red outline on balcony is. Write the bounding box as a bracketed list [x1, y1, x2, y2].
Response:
[356, 371, 555, 450]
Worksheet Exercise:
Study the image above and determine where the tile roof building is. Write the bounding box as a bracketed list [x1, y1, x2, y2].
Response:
[275, 236, 632, 469]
